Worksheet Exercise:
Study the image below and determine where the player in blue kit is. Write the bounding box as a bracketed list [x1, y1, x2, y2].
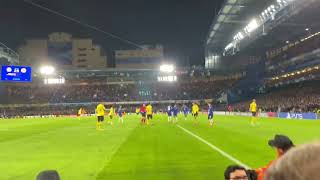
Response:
[118, 105, 124, 124]
[172, 104, 179, 124]
[208, 103, 214, 127]
[167, 104, 173, 122]
[182, 104, 189, 120]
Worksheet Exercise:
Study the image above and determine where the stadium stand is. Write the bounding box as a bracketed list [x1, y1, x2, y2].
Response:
[232, 80, 320, 113]
[6, 81, 235, 103]
[0, 67, 241, 117]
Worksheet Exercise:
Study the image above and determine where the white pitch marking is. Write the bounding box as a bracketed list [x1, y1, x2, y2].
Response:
[176, 125, 251, 169]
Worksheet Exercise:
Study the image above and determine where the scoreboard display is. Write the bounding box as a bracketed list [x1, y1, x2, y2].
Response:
[1, 66, 32, 82]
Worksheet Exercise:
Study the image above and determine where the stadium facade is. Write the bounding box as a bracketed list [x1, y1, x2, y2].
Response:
[205, 0, 320, 103]
[115, 45, 164, 69]
[18, 32, 107, 69]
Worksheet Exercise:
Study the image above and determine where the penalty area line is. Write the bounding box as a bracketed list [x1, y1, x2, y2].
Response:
[176, 125, 251, 169]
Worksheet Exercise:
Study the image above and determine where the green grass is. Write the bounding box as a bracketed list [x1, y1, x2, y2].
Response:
[0, 114, 319, 180]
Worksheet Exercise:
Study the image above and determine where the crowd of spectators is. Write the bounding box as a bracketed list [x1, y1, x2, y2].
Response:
[0, 102, 203, 118]
[2, 78, 319, 116]
[0, 77, 238, 117]
[5, 80, 235, 104]
[232, 81, 320, 112]
[266, 31, 320, 64]
[265, 31, 320, 81]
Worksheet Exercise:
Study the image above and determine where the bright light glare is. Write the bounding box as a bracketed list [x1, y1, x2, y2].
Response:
[234, 32, 244, 41]
[40, 66, 55, 75]
[157, 75, 177, 82]
[160, 64, 175, 73]
[225, 42, 234, 51]
[244, 19, 259, 33]
[44, 77, 65, 85]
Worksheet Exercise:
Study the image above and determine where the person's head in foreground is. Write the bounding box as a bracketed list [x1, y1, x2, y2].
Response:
[252, 99, 256, 103]
[268, 134, 294, 157]
[265, 142, 320, 180]
[36, 170, 60, 180]
[224, 165, 248, 180]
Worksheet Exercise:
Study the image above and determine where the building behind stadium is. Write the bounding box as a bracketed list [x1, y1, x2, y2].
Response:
[18, 32, 107, 69]
[115, 45, 164, 69]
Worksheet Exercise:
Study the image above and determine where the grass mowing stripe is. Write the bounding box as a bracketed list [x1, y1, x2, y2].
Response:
[0, 117, 139, 180]
[176, 124, 250, 169]
[0, 119, 78, 143]
[94, 121, 140, 180]
[95, 116, 233, 180]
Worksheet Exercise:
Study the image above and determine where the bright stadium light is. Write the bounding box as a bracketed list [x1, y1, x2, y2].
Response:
[244, 19, 259, 33]
[225, 42, 234, 51]
[160, 64, 175, 73]
[157, 75, 177, 82]
[44, 77, 65, 85]
[234, 32, 244, 41]
[40, 65, 55, 75]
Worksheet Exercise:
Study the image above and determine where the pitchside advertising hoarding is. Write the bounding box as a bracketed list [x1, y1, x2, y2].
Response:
[0, 65, 32, 82]
[217, 111, 319, 120]
[278, 112, 318, 120]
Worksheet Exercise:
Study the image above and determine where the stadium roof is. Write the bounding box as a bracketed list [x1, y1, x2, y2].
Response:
[0, 42, 19, 64]
[206, 0, 320, 55]
[206, 0, 269, 53]
[246, 0, 320, 51]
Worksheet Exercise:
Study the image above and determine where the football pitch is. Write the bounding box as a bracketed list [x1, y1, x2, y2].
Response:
[0, 114, 319, 180]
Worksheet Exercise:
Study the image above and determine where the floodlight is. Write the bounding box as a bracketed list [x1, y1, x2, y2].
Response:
[157, 75, 177, 82]
[160, 64, 175, 73]
[234, 32, 244, 41]
[40, 65, 55, 75]
[244, 19, 259, 33]
[44, 77, 65, 84]
[225, 42, 234, 51]
[305, 28, 310, 31]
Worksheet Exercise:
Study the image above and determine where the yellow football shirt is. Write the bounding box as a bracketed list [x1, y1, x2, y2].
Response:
[96, 104, 106, 116]
[192, 104, 199, 114]
[250, 102, 257, 112]
[109, 107, 115, 116]
[146, 105, 152, 115]
[78, 108, 82, 115]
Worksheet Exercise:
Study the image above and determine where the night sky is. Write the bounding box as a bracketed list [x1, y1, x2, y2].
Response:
[0, 0, 223, 67]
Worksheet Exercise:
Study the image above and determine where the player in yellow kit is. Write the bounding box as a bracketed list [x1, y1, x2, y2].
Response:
[96, 103, 106, 130]
[108, 105, 115, 125]
[146, 103, 153, 125]
[192, 103, 200, 125]
[77, 107, 86, 120]
[249, 99, 258, 126]
[77, 108, 83, 120]
[135, 107, 140, 115]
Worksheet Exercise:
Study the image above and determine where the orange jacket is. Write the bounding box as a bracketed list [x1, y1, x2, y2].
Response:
[256, 158, 279, 180]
